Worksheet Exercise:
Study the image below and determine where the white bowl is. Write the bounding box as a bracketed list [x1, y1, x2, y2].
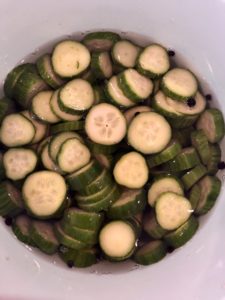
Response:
[0, 0, 225, 299]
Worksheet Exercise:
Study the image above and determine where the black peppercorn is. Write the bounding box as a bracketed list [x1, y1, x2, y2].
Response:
[205, 94, 212, 101]
[67, 260, 74, 268]
[218, 161, 225, 170]
[4, 217, 12, 226]
[187, 98, 196, 107]
[168, 50, 175, 57]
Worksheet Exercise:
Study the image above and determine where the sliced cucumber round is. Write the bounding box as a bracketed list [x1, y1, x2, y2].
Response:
[82, 31, 120, 52]
[23, 171, 67, 219]
[143, 211, 167, 239]
[172, 126, 194, 147]
[148, 176, 184, 207]
[124, 105, 151, 125]
[113, 152, 149, 189]
[133, 240, 167, 265]
[127, 111, 171, 154]
[189, 184, 201, 210]
[86, 139, 119, 154]
[52, 40, 91, 78]
[112, 40, 140, 68]
[207, 144, 221, 175]
[0, 97, 16, 123]
[12, 214, 36, 247]
[50, 120, 84, 135]
[85, 103, 127, 145]
[167, 114, 198, 129]
[161, 68, 198, 101]
[181, 164, 207, 190]
[99, 220, 137, 261]
[137, 44, 170, 78]
[155, 192, 192, 230]
[191, 130, 211, 165]
[41, 143, 63, 174]
[94, 153, 113, 170]
[91, 51, 113, 79]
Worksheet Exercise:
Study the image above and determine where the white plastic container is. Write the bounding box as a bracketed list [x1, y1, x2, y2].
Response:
[0, 0, 224, 299]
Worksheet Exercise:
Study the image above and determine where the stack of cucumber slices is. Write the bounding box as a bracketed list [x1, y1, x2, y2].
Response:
[0, 31, 224, 268]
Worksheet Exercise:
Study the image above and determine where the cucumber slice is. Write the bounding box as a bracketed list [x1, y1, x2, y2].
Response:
[12, 215, 36, 247]
[85, 103, 127, 145]
[161, 68, 198, 101]
[91, 51, 113, 79]
[112, 40, 140, 68]
[63, 208, 104, 230]
[0, 113, 35, 147]
[37, 136, 51, 155]
[83, 31, 120, 51]
[66, 159, 103, 191]
[99, 220, 137, 261]
[36, 53, 65, 88]
[155, 192, 192, 230]
[50, 120, 84, 135]
[59, 79, 94, 114]
[181, 164, 207, 190]
[195, 175, 221, 215]
[191, 130, 211, 165]
[86, 139, 119, 154]
[0, 97, 16, 123]
[152, 90, 182, 118]
[31, 90, 60, 124]
[164, 147, 200, 172]
[23, 171, 67, 219]
[133, 240, 167, 265]
[105, 76, 135, 108]
[61, 222, 98, 245]
[49, 131, 83, 162]
[166, 92, 206, 115]
[94, 154, 113, 170]
[118, 69, 153, 102]
[3, 148, 37, 180]
[143, 211, 167, 239]
[81, 68, 96, 84]
[52, 40, 91, 77]
[13, 69, 48, 108]
[127, 213, 143, 237]
[113, 152, 149, 189]
[207, 144, 221, 175]
[59, 246, 97, 268]
[167, 114, 198, 129]
[57, 138, 91, 173]
[21, 110, 48, 144]
[172, 126, 194, 147]
[80, 168, 113, 195]
[189, 184, 201, 210]
[4, 63, 36, 98]
[127, 112, 171, 154]
[137, 44, 170, 78]
[77, 184, 121, 212]
[54, 222, 87, 250]
[164, 216, 199, 248]
[124, 105, 151, 124]
[107, 189, 146, 219]
[93, 84, 105, 104]
[147, 139, 182, 168]
[148, 176, 184, 207]
[50, 89, 82, 122]
[31, 221, 59, 254]
[0, 181, 24, 217]
[41, 144, 63, 174]
[196, 108, 225, 143]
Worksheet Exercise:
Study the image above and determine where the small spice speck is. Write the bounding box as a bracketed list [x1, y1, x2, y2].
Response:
[218, 161, 225, 170]
[168, 50, 175, 57]
[5, 217, 12, 226]
[205, 94, 212, 101]
[167, 246, 175, 253]
[67, 260, 74, 268]
[187, 98, 196, 107]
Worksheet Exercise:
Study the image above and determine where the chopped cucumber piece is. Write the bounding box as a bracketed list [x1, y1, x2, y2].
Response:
[196, 108, 225, 143]
[189, 184, 201, 210]
[52, 40, 91, 77]
[113, 152, 149, 189]
[12, 214, 36, 247]
[207, 144, 221, 175]
[143, 211, 167, 239]
[167, 114, 198, 129]
[99, 220, 137, 261]
[3, 148, 37, 180]
[148, 176, 184, 207]
[85, 103, 127, 145]
[112, 40, 140, 68]
[137, 44, 170, 78]
[127, 112, 171, 154]
[50, 120, 84, 135]
[0, 97, 16, 123]
[133, 240, 167, 265]
[181, 164, 207, 190]
[23, 171, 67, 219]
[41, 143, 63, 174]
[0, 113, 35, 147]
[83, 31, 120, 51]
[124, 105, 151, 124]
[91, 51, 113, 79]
[94, 154, 113, 170]
[172, 126, 194, 147]
[191, 130, 211, 165]
[155, 192, 192, 230]
[86, 139, 119, 154]
[161, 68, 198, 101]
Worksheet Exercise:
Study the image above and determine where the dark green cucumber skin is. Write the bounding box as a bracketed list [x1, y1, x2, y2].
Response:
[191, 130, 210, 165]
[59, 246, 97, 268]
[195, 176, 221, 215]
[181, 164, 207, 190]
[83, 32, 121, 51]
[91, 52, 111, 79]
[207, 144, 221, 175]
[166, 115, 198, 129]
[4, 63, 37, 98]
[58, 89, 87, 115]
[117, 71, 142, 103]
[164, 216, 199, 248]
[86, 139, 119, 154]
[172, 126, 194, 147]
[0, 97, 16, 123]
[0, 181, 24, 217]
[12, 215, 36, 247]
[50, 121, 84, 135]
[106, 189, 147, 219]
[66, 160, 103, 191]
[30, 222, 59, 255]
[143, 211, 167, 239]
[133, 240, 167, 265]
[63, 208, 104, 230]
[189, 184, 201, 210]
[0, 152, 5, 181]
